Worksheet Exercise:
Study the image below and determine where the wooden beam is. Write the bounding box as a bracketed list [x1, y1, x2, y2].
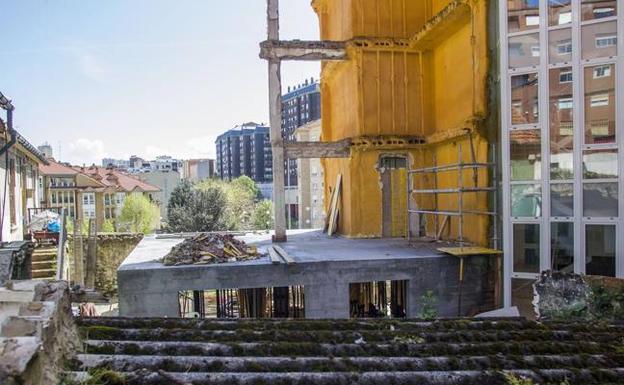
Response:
[284, 140, 351, 159]
[260, 40, 347, 61]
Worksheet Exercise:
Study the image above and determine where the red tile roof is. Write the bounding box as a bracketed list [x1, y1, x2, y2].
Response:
[39, 160, 80, 176]
[72, 166, 160, 193]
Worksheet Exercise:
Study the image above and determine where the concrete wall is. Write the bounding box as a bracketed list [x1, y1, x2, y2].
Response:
[118, 255, 494, 319]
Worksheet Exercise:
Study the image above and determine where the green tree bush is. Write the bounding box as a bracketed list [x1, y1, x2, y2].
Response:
[251, 200, 274, 230]
[118, 194, 160, 234]
[167, 181, 227, 232]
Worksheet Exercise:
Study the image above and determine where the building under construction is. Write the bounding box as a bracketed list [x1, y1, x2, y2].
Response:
[119, 0, 624, 318]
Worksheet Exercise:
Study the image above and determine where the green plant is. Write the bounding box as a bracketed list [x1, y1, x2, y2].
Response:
[251, 200, 274, 230]
[118, 194, 159, 234]
[101, 219, 115, 233]
[418, 290, 438, 320]
[503, 373, 536, 385]
[167, 182, 228, 232]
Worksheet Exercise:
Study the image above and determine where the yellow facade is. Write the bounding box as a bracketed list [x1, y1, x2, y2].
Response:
[314, 0, 494, 245]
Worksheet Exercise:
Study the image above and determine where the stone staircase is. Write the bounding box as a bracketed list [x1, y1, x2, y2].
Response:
[69, 317, 624, 385]
[31, 246, 57, 280]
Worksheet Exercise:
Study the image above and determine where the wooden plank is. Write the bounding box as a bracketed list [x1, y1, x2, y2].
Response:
[268, 246, 283, 264]
[436, 215, 449, 240]
[327, 174, 342, 236]
[273, 245, 295, 265]
[284, 140, 351, 159]
[437, 247, 503, 256]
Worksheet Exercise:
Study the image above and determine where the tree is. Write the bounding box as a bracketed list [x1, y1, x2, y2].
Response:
[195, 176, 258, 230]
[251, 200, 274, 230]
[167, 184, 227, 232]
[101, 219, 116, 233]
[118, 194, 160, 234]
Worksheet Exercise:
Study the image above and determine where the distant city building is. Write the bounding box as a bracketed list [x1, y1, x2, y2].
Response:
[137, 170, 181, 219]
[182, 158, 215, 182]
[295, 120, 325, 229]
[282, 78, 321, 187]
[37, 142, 53, 159]
[215, 123, 272, 183]
[102, 158, 130, 169]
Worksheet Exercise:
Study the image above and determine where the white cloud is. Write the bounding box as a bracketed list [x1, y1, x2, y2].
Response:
[66, 138, 106, 166]
[184, 136, 216, 159]
[79, 53, 109, 82]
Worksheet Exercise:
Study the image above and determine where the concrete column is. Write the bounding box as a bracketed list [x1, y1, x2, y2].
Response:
[304, 283, 350, 319]
[267, 0, 287, 242]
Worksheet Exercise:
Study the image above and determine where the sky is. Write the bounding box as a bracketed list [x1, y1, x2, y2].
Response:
[0, 1, 321, 165]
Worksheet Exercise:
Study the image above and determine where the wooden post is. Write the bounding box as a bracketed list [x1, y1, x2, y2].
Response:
[85, 218, 97, 289]
[267, 0, 287, 242]
[73, 218, 85, 286]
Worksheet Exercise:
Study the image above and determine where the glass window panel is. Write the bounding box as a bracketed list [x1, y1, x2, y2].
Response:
[549, 67, 574, 179]
[512, 184, 542, 217]
[585, 224, 616, 277]
[511, 130, 542, 181]
[583, 149, 618, 179]
[508, 0, 540, 33]
[551, 222, 574, 272]
[549, 28, 572, 64]
[584, 64, 616, 145]
[583, 182, 619, 217]
[511, 73, 539, 125]
[509, 33, 540, 68]
[513, 223, 541, 273]
[581, 0, 617, 21]
[551, 184, 574, 217]
[582, 21, 617, 60]
[549, 0, 572, 26]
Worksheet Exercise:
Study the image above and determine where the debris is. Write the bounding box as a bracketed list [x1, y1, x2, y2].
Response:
[162, 233, 263, 266]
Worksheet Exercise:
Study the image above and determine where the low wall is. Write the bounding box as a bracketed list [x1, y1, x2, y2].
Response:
[0, 280, 80, 385]
[68, 233, 143, 298]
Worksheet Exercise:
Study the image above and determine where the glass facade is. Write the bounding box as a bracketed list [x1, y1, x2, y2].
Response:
[502, 0, 622, 289]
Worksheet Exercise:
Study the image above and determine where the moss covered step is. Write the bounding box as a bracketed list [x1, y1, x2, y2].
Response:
[78, 325, 624, 344]
[65, 368, 624, 385]
[76, 317, 543, 332]
[74, 353, 624, 373]
[83, 339, 619, 358]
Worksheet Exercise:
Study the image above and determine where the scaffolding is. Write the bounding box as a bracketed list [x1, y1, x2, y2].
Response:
[407, 142, 498, 249]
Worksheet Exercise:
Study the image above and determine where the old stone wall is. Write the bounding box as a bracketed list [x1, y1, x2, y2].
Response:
[0, 280, 80, 385]
[68, 233, 143, 298]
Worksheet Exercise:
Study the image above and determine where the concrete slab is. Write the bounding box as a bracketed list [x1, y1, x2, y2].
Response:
[118, 230, 497, 319]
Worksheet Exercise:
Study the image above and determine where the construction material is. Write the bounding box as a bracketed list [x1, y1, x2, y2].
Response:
[327, 174, 342, 236]
[271, 245, 294, 264]
[162, 234, 263, 266]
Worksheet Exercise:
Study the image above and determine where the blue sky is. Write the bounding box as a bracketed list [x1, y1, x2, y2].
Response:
[1, 1, 320, 164]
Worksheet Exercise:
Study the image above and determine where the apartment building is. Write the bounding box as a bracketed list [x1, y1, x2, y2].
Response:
[215, 123, 272, 183]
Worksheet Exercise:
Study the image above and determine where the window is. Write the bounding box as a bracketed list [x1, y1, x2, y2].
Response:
[583, 149, 618, 179]
[557, 40, 572, 55]
[583, 183, 618, 217]
[509, 33, 540, 68]
[549, 0, 571, 26]
[551, 222, 574, 273]
[590, 94, 609, 107]
[594, 65, 612, 78]
[584, 64, 616, 145]
[581, 0, 616, 21]
[557, 97, 573, 109]
[511, 130, 541, 181]
[511, 73, 539, 125]
[586, 225, 616, 276]
[582, 21, 617, 59]
[508, 0, 540, 33]
[512, 184, 542, 217]
[551, 184, 574, 217]
[559, 71, 572, 83]
[513, 223, 540, 273]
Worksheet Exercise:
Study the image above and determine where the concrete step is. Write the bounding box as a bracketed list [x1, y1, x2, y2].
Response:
[65, 368, 624, 385]
[31, 260, 56, 270]
[31, 252, 57, 262]
[73, 353, 624, 373]
[82, 339, 615, 358]
[31, 269, 56, 279]
[77, 325, 624, 344]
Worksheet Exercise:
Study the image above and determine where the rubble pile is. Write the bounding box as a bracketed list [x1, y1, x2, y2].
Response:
[162, 233, 262, 266]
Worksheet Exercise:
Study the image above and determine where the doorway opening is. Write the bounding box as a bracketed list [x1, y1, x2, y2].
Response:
[380, 155, 408, 238]
[349, 280, 408, 318]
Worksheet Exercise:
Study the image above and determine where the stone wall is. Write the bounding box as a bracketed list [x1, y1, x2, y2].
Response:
[68, 233, 143, 298]
[0, 280, 80, 385]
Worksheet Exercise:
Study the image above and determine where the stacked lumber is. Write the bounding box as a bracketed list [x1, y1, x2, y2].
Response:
[162, 234, 262, 266]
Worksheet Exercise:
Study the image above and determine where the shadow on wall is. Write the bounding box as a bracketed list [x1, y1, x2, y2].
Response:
[68, 233, 143, 298]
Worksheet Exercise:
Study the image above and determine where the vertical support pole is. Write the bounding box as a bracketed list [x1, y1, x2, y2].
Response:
[85, 217, 97, 289]
[73, 218, 84, 286]
[407, 169, 412, 243]
[267, 0, 287, 242]
[458, 143, 464, 246]
[433, 154, 438, 239]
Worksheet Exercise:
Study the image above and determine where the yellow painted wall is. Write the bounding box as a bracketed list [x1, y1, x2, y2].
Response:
[317, 0, 493, 246]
